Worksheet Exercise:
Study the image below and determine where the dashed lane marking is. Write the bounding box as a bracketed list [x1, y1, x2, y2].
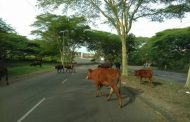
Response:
[17, 98, 46, 122]
[62, 79, 68, 84]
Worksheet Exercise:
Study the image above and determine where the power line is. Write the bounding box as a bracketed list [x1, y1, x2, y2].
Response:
[24, 0, 39, 14]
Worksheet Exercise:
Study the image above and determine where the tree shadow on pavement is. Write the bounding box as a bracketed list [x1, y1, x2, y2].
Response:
[120, 86, 144, 107]
[141, 80, 162, 88]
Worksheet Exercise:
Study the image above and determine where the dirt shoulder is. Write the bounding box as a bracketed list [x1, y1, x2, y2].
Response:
[122, 73, 190, 122]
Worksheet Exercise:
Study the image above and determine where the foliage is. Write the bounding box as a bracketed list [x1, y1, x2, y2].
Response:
[128, 37, 150, 65]
[0, 18, 14, 33]
[150, 27, 190, 71]
[129, 27, 190, 72]
[0, 32, 32, 59]
[86, 30, 121, 61]
[85, 30, 136, 62]
[31, 13, 90, 64]
[0, 18, 42, 60]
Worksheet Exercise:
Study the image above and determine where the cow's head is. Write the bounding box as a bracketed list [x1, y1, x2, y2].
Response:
[86, 69, 93, 80]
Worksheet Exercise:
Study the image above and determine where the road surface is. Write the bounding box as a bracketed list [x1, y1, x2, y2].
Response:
[0, 65, 172, 122]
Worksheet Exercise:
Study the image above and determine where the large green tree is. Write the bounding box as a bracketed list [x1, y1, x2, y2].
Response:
[0, 32, 31, 60]
[0, 18, 41, 61]
[128, 36, 149, 65]
[31, 13, 89, 64]
[85, 30, 136, 63]
[0, 18, 14, 59]
[150, 27, 190, 71]
[37, 0, 190, 76]
[85, 30, 120, 61]
[0, 18, 14, 33]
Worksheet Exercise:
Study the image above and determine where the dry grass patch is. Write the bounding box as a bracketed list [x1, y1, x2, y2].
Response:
[123, 73, 190, 122]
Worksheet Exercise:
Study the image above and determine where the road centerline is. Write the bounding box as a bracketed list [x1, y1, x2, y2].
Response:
[17, 98, 46, 122]
[62, 79, 68, 84]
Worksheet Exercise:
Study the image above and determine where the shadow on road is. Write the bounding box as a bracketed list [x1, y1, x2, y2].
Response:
[100, 86, 143, 108]
[119, 86, 144, 108]
[141, 80, 163, 88]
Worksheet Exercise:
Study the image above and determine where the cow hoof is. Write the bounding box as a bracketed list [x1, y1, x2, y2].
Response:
[107, 98, 110, 101]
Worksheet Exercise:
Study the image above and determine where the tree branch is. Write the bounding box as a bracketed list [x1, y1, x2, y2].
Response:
[90, 0, 116, 28]
[128, 0, 143, 32]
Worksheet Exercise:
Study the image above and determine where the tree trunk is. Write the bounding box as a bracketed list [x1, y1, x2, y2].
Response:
[121, 37, 128, 76]
[185, 66, 190, 89]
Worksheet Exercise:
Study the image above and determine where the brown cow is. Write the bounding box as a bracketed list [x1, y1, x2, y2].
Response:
[64, 63, 76, 73]
[86, 67, 122, 108]
[0, 60, 9, 85]
[134, 68, 153, 86]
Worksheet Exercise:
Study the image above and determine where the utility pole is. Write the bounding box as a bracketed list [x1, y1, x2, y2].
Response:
[60, 30, 67, 66]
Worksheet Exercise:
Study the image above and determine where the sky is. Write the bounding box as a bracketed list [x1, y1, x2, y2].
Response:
[0, 0, 190, 52]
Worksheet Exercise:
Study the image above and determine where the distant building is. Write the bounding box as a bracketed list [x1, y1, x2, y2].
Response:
[75, 52, 94, 59]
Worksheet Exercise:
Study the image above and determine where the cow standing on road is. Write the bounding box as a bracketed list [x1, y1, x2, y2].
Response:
[0, 60, 9, 85]
[64, 63, 76, 73]
[86, 67, 122, 108]
[55, 64, 64, 73]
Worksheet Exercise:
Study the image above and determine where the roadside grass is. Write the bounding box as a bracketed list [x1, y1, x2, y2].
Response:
[8, 63, 54, 78]
[123, 72, 190, 122]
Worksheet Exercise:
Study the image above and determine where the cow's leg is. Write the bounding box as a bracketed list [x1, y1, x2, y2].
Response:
[95, 83, 100, 97]
[149, 77, 152, 87]
[107, 87, 113, 101]
[147, 77, 152, 94]
[116, 78, 121, 94]
[96, 84, 104, 96]
[140, 77, 142, 84]
[110, 84, 122, 108]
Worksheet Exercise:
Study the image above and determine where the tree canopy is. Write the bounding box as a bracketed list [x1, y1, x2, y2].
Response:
[151, 27, 190, 71]
[130, 27, 190, 72]
[0, 18, 14, 33]
[36, 0, 190, 76]
[31, 13, 90, 64]
[0, 18, 42, 61]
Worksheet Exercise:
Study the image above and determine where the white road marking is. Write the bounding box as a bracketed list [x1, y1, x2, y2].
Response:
[186, 91, 190, 94]
[62, 79, 67, 84]
[17, 98, 46, 122]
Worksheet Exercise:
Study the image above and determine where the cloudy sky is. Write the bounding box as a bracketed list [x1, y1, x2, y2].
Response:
[0, 0, 190, 39]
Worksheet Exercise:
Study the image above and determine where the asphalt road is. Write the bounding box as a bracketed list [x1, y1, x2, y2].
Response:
[0, 65, 171, 122]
